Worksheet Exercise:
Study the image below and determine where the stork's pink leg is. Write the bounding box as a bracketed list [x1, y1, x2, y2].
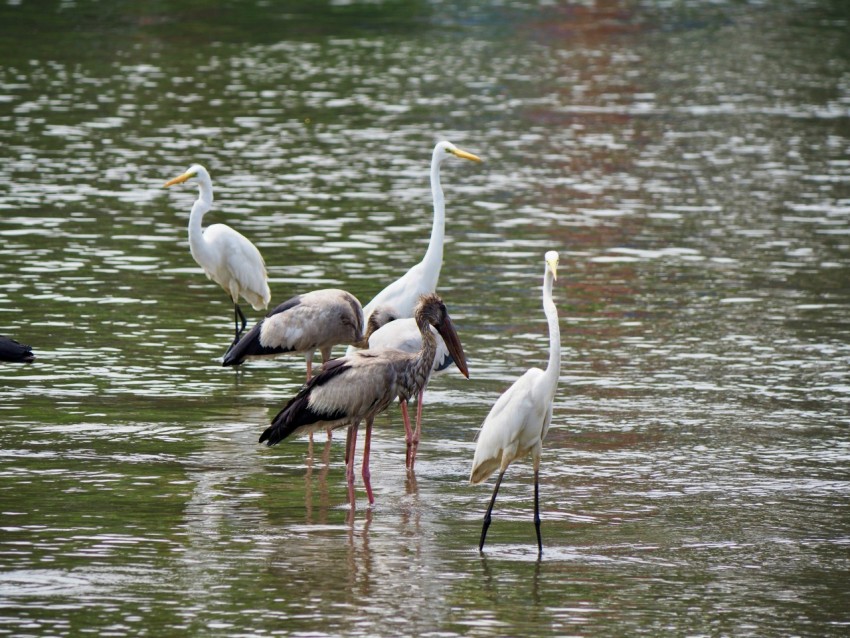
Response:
[409, 386, 427, 471]
[306, 364, 314, 443]
[345, 423, 358, 485]
[362, 417, 374, 505]
[400, 400, 413, 468]
[346, 478, 356, 514]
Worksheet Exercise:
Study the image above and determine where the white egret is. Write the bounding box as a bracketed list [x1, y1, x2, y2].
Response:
[470, 251, 561, 555]
[164, 164, 271, 346]
[348, 140, 481, 353]
[260, 294, 468, 506]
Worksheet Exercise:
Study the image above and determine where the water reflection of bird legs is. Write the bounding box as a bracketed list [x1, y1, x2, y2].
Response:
[401, 470, 421, 560]
[479, 554, 542, 608]
[346, 500, 373, 592]
[304, 433, 332, 525]
[405, 467, 419, 496]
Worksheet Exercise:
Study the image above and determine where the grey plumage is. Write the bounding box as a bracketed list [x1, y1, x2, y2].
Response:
[223, 288, 365, 379]
[259, 293, 469, 505]
[368, 314, 468, 468]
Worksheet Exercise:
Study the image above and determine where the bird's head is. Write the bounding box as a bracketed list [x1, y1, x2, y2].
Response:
[363, 307, 399, 344]
[415, 293, 469, 378]
[545, 250, 559, 281]
[434, 140, 482, 165]
[163, 164, 208, 188]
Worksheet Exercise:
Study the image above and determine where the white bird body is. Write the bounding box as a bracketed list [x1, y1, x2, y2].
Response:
[470, 367, 553, 483]
[471, 251, 561, 554]
[368, 319, 452, 374]
[350, 141, 481, 354]
[361, 260, 435, 326]
[165, 163, 271, 345]
[190, 222, 270, 312]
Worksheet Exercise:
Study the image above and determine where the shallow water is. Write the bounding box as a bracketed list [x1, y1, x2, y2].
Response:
[1, 1, 849, 636]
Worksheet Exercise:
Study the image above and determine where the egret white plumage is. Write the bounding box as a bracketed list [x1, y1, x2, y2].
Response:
[367, 316, 464, 469]
[0, 336, 35, 363]
[348, 141, 481, 353]
[260, 294, 468, 505]
[164, 164, 271, 346]
[470, 251, 561, 555]
[222, 289, 366, 380]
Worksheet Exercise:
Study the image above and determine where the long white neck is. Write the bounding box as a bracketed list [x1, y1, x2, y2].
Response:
[187, 174, 214, 264]
[542, 267, 561, 391]
[420, 151, 445, 287]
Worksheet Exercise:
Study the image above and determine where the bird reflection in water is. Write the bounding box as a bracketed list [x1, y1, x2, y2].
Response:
[304, 437, 333, 525]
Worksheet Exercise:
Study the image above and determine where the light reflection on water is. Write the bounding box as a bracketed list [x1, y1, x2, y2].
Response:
[2, 0, 850, 635]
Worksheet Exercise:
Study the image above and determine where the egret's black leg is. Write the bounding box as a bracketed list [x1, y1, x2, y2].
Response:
[534, 466, 542, 556]
[479, 470, 505, 553]
[234, 303, 248, 343]
[231, 306, 240, 346]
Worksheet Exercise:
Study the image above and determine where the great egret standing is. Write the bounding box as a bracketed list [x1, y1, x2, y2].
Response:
[470, 251, 561, 555]
[260, 294, 468, 506]
[349, 141, 481, 352]
[164, 164, 271, 346]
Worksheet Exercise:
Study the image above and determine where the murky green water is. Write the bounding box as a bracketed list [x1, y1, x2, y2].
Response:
[2, 0, 849, 635]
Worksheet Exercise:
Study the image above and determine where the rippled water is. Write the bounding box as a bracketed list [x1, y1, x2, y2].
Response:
[1, 1, 849, 636]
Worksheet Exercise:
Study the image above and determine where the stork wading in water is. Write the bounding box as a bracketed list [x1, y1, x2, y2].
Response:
[367, 315, 465, 470]
[222, 289, 367, 381]
[347, 141, 481, 354]
[164, 164, 271, 347]
[260, 294, 469, 506]
[470, 251, 561, 556]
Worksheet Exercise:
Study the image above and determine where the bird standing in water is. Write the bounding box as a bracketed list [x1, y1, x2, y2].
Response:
[349, 141, 481, 352]
[367, 316, 465, 469]
[260, 294, 468, 506]
[470, 251, 561, 555]
[222, 288, 366, 380]
[164, 164, 271, 347]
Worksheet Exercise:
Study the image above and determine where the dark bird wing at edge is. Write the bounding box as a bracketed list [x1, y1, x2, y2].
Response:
[0, 336, 35, 363]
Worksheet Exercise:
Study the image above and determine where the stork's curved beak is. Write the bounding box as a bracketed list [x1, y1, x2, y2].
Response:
[163, 171, 193, 188]
[449, 147, 483, 163]
[435, 312, 470, 379]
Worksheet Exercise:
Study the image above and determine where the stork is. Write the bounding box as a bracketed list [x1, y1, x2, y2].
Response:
[260, 294, 469, 505]
[222, 288, 366, 380]
[367, 316, 464, 469]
